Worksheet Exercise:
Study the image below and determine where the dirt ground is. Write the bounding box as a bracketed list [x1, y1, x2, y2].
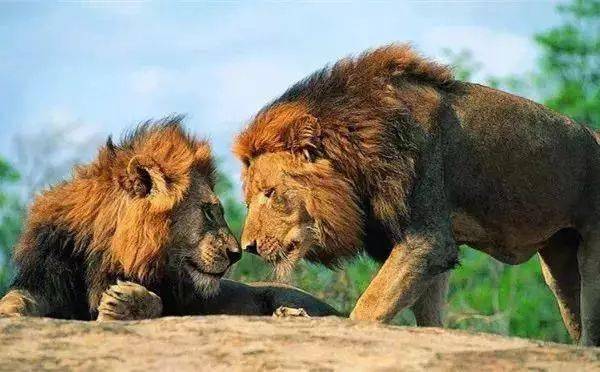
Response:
[1, 315, 599, 371]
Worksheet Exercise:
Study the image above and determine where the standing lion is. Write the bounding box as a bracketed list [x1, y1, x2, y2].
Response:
[233, 44, 600, 345]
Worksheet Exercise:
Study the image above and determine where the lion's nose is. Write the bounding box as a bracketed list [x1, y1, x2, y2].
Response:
[244, 240, 258, 255]
[226, 246, 242, 265]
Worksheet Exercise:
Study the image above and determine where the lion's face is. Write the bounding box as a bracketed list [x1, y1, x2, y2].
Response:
[240, 152, 363, 277]
[105, 124, 239, 297]
[169, 169, 240, 297]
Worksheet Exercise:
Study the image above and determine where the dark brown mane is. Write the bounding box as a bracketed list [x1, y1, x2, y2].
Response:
[272, 43, 453, 109]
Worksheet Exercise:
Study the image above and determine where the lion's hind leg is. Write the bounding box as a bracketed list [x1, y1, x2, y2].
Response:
[0, 289, 46, 317]
[577, 225, 600, 346]
[97, 281, 162, 321]
[539, 228, 581, 343]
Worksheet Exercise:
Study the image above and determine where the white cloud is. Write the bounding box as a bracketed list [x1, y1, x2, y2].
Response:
[47, 106, 76, 124]
[130, 67, 174, 96]
[422, 26, 537, 79]
[26, 106, 102, 147]
[212, 56, 304, 126]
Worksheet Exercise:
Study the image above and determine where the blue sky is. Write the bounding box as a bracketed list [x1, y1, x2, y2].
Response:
[0, 1, 562, 193]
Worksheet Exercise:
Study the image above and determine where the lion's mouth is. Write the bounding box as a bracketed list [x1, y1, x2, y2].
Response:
[184, 259, 226, 278]
[183, 258, 223, 297]
[262, 240, 305, 279]
[258, 236, 299, 262]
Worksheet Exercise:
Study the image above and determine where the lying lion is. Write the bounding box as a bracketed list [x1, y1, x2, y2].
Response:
[96, 279, 336, 321]
[0, 118, 338, 320]
[234, 44, 600, 345]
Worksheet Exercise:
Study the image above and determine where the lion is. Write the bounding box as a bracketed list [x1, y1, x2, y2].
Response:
[0, 117, 338, 320]
[233, 44, 600, 345]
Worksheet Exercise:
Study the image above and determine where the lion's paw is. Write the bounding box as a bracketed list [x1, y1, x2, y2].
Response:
[0, 299, 24, 318]
[0, 306, 23, 318]
[97, 280, 162, 321]
[273, 306, 310, 318]
[0, 290, 38, 318]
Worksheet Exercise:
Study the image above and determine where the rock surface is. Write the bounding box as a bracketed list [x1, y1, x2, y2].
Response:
[1, 316, 599, 371]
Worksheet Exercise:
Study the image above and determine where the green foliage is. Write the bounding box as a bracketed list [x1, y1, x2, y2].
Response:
[0, 158, 23, 296]
[447, 248, 569, 343]
[442, 48, 482, 81]
[0, 159, 19, 207]
[214, 169, 246, 237]
[535, 0, 600, 128]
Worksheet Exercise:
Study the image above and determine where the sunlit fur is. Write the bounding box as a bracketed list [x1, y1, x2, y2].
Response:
[234, 44, 451, 273]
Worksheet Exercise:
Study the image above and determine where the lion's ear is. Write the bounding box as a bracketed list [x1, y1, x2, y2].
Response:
[122, 155, 168, 198]
[285, 114, 321, 162]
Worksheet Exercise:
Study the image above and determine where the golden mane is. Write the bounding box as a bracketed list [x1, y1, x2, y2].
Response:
[16, 117, 215, 281]
[233, 102, 313, 165]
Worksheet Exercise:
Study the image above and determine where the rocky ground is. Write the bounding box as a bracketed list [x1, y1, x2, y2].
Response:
[1, 315, 599, 371]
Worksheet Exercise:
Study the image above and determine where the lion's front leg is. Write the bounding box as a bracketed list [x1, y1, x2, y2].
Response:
[411, 271, 450, 327]
[97, 281, 162, 321]
[352, 137, 457, 323]
[350, 231, 457, 323]
[0, 289, 47, 317]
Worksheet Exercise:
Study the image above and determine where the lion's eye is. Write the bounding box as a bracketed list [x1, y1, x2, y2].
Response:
[264, 188, 274, 198]
[202, 204, 216, 224]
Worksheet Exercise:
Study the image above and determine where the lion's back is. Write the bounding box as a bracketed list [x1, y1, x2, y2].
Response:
[442, 82, 598, 246]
